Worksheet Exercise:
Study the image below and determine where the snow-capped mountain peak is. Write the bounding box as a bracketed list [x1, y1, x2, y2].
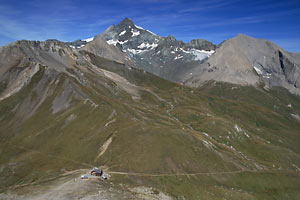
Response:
[100, 18, 216, 81]
[67, 17, 216, 81]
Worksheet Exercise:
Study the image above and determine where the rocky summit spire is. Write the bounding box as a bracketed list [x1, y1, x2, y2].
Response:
[117, 17, 135, 29]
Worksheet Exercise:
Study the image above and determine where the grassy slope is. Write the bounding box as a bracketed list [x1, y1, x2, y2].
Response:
[0, 55, 300, 199]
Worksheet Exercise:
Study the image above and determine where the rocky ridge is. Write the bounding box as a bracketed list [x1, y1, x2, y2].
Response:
[100, 18, 216, 81]
[68, 18, 216, 81]
[182, 34, 300, 95]
[67, 18, 300, 95]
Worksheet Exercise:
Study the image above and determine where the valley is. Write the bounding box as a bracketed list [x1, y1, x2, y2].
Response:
[0, 18, 300, 200]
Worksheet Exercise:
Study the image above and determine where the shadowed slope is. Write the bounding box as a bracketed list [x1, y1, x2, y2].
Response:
[0, 39, 300, 199]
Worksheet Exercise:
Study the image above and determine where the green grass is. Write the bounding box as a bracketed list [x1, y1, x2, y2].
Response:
[1, 58, 300, 199]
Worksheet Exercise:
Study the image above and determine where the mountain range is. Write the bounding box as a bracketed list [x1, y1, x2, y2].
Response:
[0, 18, 300, 200]
[69, 18, 300, 95]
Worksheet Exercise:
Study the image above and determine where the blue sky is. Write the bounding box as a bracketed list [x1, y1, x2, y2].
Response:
[0, 0, 300, 52]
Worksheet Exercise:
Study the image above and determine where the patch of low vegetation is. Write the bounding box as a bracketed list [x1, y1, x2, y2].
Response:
[1, 57, 300, 199]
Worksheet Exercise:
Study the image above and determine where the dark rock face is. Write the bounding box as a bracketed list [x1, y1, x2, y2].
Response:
[186, 39, 216, 51]
[277, 50, 300, 88]
[66, 40, 87, 49]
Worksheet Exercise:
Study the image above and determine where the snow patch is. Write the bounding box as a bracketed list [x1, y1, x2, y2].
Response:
[134, 24, 145, 30]
[191, 49, 214, 61]
[107, 39, 118, 46]
[107, 39, 128, 46]
[253, 66, 263, 75]
[179, 48, 189, 54]
[137, 42, 158, 49]
[119, 30, 126, 36]
[83, 37, 94, 42]
[134, 24, 157, 35]
[126, 48, 148, 54]
[70, 44, 85, 49]
[263, 72, 272, 79]
[146, 29, 157, 36]
[118, 40, 128, 44]
[253, 65, 272, 78]
[176, 48, 214, 61]
[131, 29, 140, 37]
[174, 55, 183, 60]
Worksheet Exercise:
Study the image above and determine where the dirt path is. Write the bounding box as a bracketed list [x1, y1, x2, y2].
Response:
[4, 93, 298, 189]
[107, 169, 255, 177]
[3, 142, 298, 194]
[5, 142, 257, 179]
[151, 93, 260, 164]
[7, 143, 93, 168]
[107, 168, 299, 177]
[0, 169, 85, 192]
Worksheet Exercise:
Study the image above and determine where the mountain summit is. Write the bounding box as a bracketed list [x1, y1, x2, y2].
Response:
[117, 17, 135, 28]
[100, 18, 216, 81]
[183, 34, 300, 94]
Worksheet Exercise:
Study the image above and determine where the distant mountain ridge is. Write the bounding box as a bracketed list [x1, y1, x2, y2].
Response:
[183, 34, 300, 95]
[67, 18, 216, 82]
[2, 17, 300, 95]
[99, 17, 216, 82]
[66, 17, 300, 95]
